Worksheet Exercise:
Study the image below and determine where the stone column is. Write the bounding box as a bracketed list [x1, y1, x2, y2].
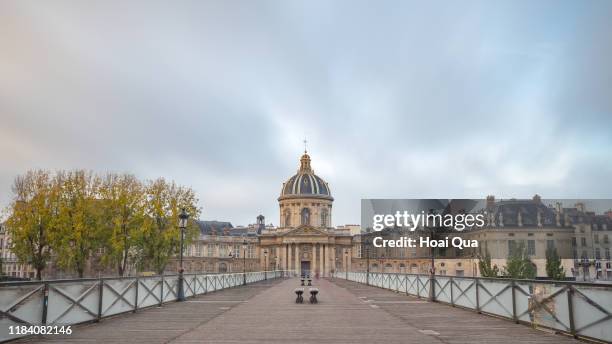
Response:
[295, 244, 301, 277]
[323, 244, 328, 276]
[312, 244, 318, 275]
[319, 245, 324, 277]
[331, 245, 336, 275]
[281, 245, 287, 271]
[287, 244, 292, 273]
[342, 247, 347, 272]
[348, 248, 352, 272]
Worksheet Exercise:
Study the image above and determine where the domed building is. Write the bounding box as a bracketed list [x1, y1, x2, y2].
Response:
[259, 150, 353, 277]
[278, 151, 333, 229]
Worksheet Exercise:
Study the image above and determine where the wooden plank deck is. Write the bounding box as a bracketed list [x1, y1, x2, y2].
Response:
[15, 277, 580, 343]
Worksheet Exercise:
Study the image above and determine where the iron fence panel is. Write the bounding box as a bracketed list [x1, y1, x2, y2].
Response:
[434, 276, 452, 303]
[137, 276, 162, 309]
[0, 283, 44, 342]
[478, 279, 514, 319]
[452, 277, 477, 309]
[571, 284, 612, 340]
[46, 281, 99, 325]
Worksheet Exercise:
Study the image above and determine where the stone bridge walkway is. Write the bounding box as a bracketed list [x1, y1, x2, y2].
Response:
[17, 277, 579, 343]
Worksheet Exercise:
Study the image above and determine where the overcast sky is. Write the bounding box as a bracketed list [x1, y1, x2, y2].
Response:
[1, 1, 611, 226]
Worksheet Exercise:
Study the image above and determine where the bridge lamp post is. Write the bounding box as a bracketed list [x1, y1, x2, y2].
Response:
[345, 249, 349, 280]
[264, 250, 268, 280]
[242, 238, 248, 285]
[178, 208, 189, 302]
[365, 238, 370, 285]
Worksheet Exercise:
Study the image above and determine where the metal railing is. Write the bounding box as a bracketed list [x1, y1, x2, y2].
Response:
[339, 272, 612, 343]
[0, 270, 289, 342]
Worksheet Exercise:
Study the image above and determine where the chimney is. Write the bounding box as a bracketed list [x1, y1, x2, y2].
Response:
[486, 195, 495, 209]
[575, 202, 585, 213]
[517, 211, 523, 227]
[532, 194, 541, 204]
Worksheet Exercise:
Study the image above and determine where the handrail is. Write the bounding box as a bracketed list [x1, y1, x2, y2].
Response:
[337, 271, 612, 343]
[0, 270, 293, 343]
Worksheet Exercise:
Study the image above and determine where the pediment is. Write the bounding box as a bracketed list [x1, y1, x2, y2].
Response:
[282, 225, 329, 237]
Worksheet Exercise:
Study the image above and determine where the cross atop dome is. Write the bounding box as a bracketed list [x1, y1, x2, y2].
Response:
[303, 137, 308, 154]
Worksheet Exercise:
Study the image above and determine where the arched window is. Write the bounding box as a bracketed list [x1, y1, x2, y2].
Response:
[301, 208, 310, 225]
[320, 209, 328, 228]
[218, 262, 228, 273]
[284, 210, 291, 227]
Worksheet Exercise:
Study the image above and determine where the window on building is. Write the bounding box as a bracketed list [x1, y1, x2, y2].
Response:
[572, 237, 577, 247]
[508, 240, 516, 256]
[207, 244, 214, 257]
[547, 240, 555, 250]
[581, 237, 587, 247]
[301, 208, 310, 225]
[320, 210, 328, 228]
[527, 240, 535, 256]
[595, 234, 599, 244]
[233, 244, 240, 258]
[284, 210, 291, 227]
[606, 248, 611, 260]
[604, 235, 609, 244]
[595, 248, 601, 259]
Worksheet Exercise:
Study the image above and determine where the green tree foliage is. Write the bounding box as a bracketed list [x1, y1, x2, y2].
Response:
[5, 170, 58, 280]
[99, 173, 145, 276]
[503, 242, 537, 279]
[52, 170, 105, 278]
[545, 247, 566, 281]
[138, 178, 200, 274]
[5, 169, 201, 278]
[478, 251, 499, 277]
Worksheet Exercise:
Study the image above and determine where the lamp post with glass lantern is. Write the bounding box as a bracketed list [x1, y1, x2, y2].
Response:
[178, 208, 189, 302]
[242, 238, 248, 285]
[345, 249, 349, 280]
[264, 250, 268, 280]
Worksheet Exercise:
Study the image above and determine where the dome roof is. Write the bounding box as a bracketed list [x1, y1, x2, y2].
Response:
[279, 152, 332, 200]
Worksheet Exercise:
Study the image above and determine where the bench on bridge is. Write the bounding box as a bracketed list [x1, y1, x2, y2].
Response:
[294, 287, 304, 303]
[309, 288, 319, 304]
[300, 277, 312, 286]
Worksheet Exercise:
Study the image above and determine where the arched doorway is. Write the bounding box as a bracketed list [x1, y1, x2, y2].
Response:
[218, 262, 228, 273]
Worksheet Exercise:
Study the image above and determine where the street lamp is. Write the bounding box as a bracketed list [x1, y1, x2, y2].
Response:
[178, 208, 189, 302]
[345, 249, 349, 280]
[242, 238, 248, 285]
[364, 237, 371, 285]
[264, 250, 268, 280]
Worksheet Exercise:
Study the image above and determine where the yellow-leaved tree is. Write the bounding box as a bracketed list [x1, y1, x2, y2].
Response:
[99, 173, 145, 276]
[138, 178, 200, 274]
[51, 170, 104, 278]
[5, 170, 59, 280]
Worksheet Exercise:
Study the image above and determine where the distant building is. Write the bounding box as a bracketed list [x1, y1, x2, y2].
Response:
[178, 152, 612, 282]
[0, 222, 36, 279]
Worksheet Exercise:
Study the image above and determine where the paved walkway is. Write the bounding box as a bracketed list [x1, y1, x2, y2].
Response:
[18, 277, 580, 343]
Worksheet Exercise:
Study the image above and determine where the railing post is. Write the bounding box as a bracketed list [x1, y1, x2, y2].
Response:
[41, 282, 49, 325]
[429, 274, 436, 302]
[204, 276, 208, 294]
[450, 277, 454, 307]
[567, 285, 577, 338]
[511, 280, 517, 323]
[405, 274, 408, 295]
[97, 278, 104, 321]
[417, 275, 421, 297]
[159, 275, 164, 307]
[475, 277, 480, 313]
[134, 277, 139, 313]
